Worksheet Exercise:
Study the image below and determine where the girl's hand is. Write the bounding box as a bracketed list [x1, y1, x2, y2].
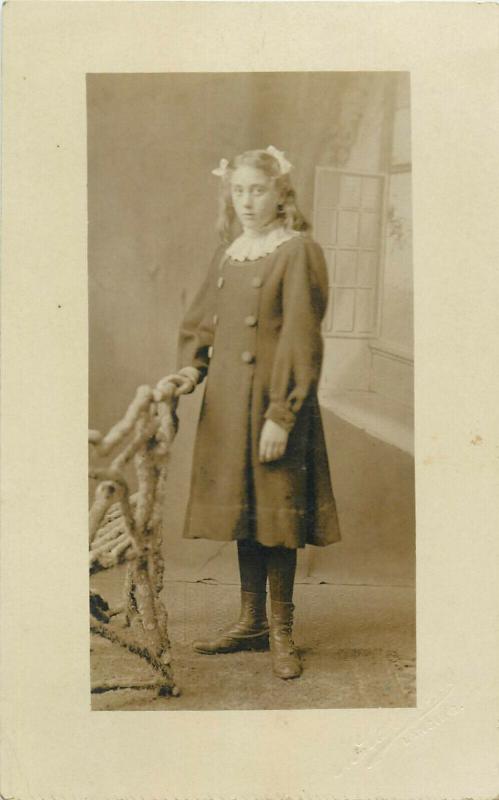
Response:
[259, 419, 289, 463]
[156, 373, 196, 398]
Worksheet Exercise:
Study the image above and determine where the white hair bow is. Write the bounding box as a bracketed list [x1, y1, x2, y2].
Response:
[265, 145, 293, 174]
[211, 157, 229, 177]
[210, 147, 293, 177]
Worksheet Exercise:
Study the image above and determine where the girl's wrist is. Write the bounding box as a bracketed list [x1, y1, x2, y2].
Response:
[264, 402, 296, 433]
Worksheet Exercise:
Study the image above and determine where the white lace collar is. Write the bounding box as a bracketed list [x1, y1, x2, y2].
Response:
[226, 221, 301, 262]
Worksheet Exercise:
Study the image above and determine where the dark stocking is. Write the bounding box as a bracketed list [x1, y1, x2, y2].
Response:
[237, 540, 268, 594]
[265, 546, 297, 603]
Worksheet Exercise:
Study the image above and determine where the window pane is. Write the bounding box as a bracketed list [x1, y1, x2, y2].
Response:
[332, 288, 355, 332]
[336, 250, 357, 285]
[337, 210, 359, 247]
[361, 176, 381, 209]
[359, 212, 380, 247]
[324, 249, 335, 284]
[316, 208, 337, 245]
[339, 174, 361, 207]
[358, 250, 377, 286]
[355, 288, 375, 333]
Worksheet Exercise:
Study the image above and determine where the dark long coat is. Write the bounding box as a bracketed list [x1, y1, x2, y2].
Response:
[176, 232, 341, 549]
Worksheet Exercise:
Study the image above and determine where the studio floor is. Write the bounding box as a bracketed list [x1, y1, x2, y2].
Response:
[90, 576, 416, 711]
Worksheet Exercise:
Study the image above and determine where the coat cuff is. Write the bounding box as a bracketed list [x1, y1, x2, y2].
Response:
[264, 401, 296, 433]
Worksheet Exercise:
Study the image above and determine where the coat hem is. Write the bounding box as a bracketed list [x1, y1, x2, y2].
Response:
[182, 531, 341, 548]
[182, 498, 342, 549]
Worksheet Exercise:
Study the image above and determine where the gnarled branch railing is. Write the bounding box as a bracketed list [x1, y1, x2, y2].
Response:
[89, 381, 180, 697]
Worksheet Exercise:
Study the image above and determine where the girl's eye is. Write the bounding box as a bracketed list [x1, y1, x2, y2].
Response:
[231, 185, 267, 196]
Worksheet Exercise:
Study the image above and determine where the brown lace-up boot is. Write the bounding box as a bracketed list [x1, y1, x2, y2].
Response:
[269, 600, 302, 679]
[192, 590, 269, 654]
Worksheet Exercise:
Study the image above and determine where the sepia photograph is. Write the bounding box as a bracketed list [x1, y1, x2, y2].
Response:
[2, 2, 497, 797]
[88, 70, 415, 710]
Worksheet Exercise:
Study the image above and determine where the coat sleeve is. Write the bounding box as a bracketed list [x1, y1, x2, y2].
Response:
[264, 237, 329, 433]
[175, 247, 223, 382]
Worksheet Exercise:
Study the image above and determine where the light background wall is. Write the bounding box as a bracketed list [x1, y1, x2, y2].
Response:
[88, 72, 414, 585]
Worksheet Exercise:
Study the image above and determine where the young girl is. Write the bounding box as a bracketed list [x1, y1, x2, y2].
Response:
[160, 146, 341, 680]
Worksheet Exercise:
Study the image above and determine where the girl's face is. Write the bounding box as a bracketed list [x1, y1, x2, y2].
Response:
[230, 166, 282, 232]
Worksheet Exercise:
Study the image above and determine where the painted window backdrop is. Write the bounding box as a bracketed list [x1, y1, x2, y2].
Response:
[314, 168, 386, 338]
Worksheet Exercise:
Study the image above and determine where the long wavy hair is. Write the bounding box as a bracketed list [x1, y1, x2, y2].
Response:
[215, 149, 311, 243]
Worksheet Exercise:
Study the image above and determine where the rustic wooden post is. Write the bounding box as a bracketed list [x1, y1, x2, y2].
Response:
[89, 382, 180, 697]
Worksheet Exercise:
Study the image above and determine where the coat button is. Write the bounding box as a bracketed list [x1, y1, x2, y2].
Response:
[208, 345, 214, 358]
[241, 351, 255, 364]
[244, 315, 257, 327]
[251, 276, 263, 288]
[213, 313, 219, 326]
[217, 276, 225, 289]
